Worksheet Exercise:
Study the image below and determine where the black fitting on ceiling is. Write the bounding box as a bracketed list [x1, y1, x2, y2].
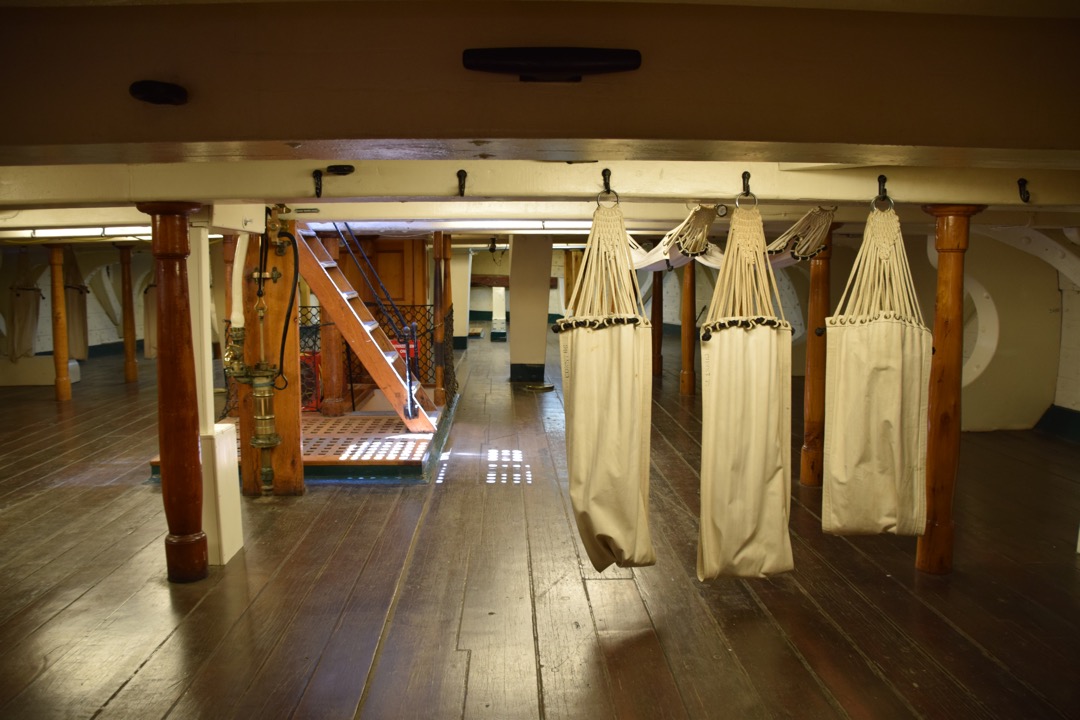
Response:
[458, 169, 468, 197]
[877, 174, 888, 200]
[602, 168, 612, 195]
[1018, 177, 1030, 203]
[741, 171, 751, 196]
[463, 47, 641, 82]
[313, 165, 355, 199]
[129, 79, 188, 106]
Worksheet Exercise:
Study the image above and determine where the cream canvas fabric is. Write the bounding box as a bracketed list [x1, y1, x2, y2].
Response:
[556, 203, 655, 572]
[9, 249, 41, 362]
[823, 207, 930, 536]
[143, 284, 158, 359]
[697, 205, 794, 579]
[699, 324, 793, 578]
[64, 248, 89, 361]
[560, 323, 654, 571]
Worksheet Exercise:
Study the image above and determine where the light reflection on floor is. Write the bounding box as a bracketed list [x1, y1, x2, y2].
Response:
[485, 448, 533, 485]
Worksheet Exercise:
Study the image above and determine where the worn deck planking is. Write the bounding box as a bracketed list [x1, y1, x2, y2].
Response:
[0, 335, 1077, 719]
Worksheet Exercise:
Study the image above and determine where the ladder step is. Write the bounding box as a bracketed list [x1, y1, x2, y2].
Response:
[383, 350, 400, 362]
[319, 259, 338, 269]
[362, 320, 380, 332]
[342, 290, 359, 301]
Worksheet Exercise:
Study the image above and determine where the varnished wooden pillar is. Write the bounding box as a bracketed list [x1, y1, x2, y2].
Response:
[432, 232, 446, 406]
[680, 262, 696, 395]
[136, 201, 207, 583]
[320, 236, 347, 415]
[117, 244, 138, 383]
[443, 232, 454, 331]
[651, 270, 664, 377]
[222, 234, 239, 322]
[237, 219, 304, 496]
[564, 249, 580, 309]
[916, 204, 984, 575]
[799, 225, 836, 487]
[46, 245, 72, 402]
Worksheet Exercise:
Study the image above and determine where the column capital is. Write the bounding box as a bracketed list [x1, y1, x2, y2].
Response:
[139, 202, 201, 259]
[135, 201, 202, 217]
[920, 204, 986, 219]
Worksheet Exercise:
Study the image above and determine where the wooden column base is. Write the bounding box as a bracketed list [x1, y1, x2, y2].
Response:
[915, 520, 954, 575]
[164, 531, 209, 583]
[319, 398, 347, 416]
[679, 263, 696, 396]
[799, 444, 823, 488]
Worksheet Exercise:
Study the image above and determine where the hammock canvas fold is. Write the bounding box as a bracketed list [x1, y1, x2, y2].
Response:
[143, 284, 158, 359]
[629, 204, 724, 271]
[632, 204, 836, 273]
[8, 249, 41, 362]
[823, 207, 930, 536]
[64, 248, 89, 361]
[698, 205, 794, 579]
[766, 205, 837, 259]
[556, 203, 655, 572]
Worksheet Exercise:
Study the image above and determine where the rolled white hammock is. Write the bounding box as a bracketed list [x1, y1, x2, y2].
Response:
[629, 204, 724, 271]
[556, 203, 655, 572]
[823, 207, 930, 535]
[698, 204, 794, 579]
[766, 205, 837, 259]
[632, 204, 836, 273]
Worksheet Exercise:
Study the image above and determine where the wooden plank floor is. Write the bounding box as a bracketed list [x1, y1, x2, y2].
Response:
[0, 335, 1078, 719]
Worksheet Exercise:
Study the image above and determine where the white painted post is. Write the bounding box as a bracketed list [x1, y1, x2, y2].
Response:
[188, 224, 243, 565]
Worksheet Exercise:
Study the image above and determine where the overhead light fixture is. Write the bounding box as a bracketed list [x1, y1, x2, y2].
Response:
[441, 220, 544, 231]
[103, 226, 152, 236]
[542, 220, 592, 230]
[32, 227, 104, 238]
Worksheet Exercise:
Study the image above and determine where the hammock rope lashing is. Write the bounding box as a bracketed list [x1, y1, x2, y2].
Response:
[555, 202, 655, 572]
[698, 204, 795, 579]
[822, 206, 930, 536]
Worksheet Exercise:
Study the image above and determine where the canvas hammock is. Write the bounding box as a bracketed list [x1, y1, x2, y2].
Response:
[8, 248, 42, 362]
[698, 204, 794, 579]
[555, 203, 655, 572]
[143, 283, 158, 359]
[766, 205, 837, 259]
[629, 204, 836, 272]
[823, 207, 930, 536]
[64, 248, 89, 361]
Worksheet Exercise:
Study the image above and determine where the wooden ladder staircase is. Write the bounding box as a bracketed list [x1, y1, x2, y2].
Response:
[296, 233, 437, 433]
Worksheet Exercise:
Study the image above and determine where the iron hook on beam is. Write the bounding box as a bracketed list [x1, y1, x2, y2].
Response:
[457, 169, 468, 197]
[1018, 177, 1030, 203]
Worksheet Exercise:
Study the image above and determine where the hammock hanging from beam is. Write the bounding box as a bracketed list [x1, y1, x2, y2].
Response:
[823, 206, 930, 536]
[555, 202, 655, 572]
[630, 204, 837, 272]
[698, 204, 794, 579]
[766, 205, 837, 259]
[8, 248, 42, 362]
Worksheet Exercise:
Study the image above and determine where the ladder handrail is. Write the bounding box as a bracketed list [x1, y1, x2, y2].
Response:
[334, 223, 410, 337]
